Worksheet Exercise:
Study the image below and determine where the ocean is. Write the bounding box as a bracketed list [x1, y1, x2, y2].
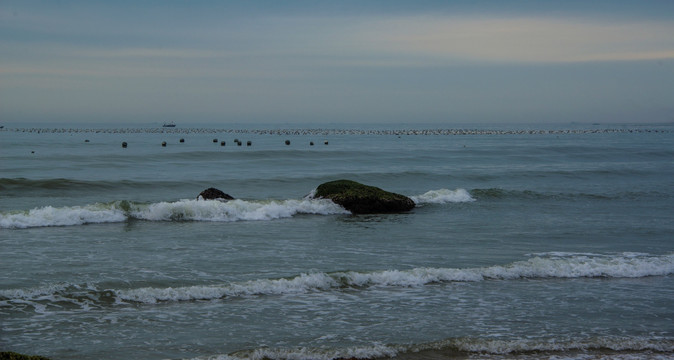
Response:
[1, 123, 673, 360]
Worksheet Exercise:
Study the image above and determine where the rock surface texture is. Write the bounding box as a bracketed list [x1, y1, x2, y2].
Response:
[314, 180, 415, 214]
[198, 188, 234, 201]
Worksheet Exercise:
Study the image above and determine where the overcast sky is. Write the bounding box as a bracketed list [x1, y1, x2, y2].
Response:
[1, 0, 673, 125]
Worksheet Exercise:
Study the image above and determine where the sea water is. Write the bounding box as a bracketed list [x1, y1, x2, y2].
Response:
[1, 123, 673, 359]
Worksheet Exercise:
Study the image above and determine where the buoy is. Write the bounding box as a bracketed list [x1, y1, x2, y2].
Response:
[310, 141, 314, 146]
[179, 138, 185, 143]
[285, 140, 290, 145]
[122, 142, 127, 148]
[220, 141, 226, 146]
[162, 141, 167, 147]
[84, 139, 90, 142]
[247, 141, 251, 146]
[237, 141, 242, 146]
[324, 141, 328, 145]
[213, 138, 218, 143]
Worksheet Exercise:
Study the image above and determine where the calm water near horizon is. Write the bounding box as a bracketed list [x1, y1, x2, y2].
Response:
[1, 123, 673, 359]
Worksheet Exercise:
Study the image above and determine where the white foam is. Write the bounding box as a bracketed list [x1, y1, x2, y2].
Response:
[410, 188, 475, 204]
[5, 253, 672, 305]
[0, 198, 349, 229]
[117, 273, 339, 304]
[188, 336, 674, 360]
[0, 204, 127, 229]
[131, 198, 349, 222]
[443, 336, 674, 354]
[482, 253, 674, 279]
[111, 253, 674, 304]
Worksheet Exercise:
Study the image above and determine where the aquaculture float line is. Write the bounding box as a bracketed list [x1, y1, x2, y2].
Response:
[1, 127, 669, 136]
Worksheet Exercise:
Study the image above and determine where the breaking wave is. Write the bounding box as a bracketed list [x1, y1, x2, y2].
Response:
[0, 188, 472, 229]
[410, 188, 475, 204]
[0, 198, 349, 229]
[3, 253, 671, 307]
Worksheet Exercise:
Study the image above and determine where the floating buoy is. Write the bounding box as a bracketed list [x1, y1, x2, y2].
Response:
[213, 138, 218, 143]
[31, 151, 35, 154]
[220, 141, 226, 146]
[310, 141, 314, 146]
[179, 138, 185, 143]
[122, 142, 127, 148]
[162, 141, 167, 147]
[237, 140, 242, 146]
[324, 141, 328, 145]
[246, 141, 251, 146]
[84, 139, 90, 142]
[285, 140, 290, 145]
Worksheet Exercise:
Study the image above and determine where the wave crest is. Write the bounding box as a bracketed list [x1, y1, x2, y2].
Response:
[0, 198, 349, 229]
[4, 253, 669, 306]
[411, 188, 475, 204]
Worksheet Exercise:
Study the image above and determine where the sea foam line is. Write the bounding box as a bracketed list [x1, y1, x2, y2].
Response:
[191, 335, 674, 360]
[113, 252, 674, 304]
[2, 253, 672, 306]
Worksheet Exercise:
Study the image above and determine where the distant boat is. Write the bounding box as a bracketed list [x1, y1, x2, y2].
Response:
[162, 122, 176, 128]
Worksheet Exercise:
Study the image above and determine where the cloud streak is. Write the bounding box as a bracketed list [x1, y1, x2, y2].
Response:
[343, 16, 674, 64]
[1, 2, 673, 124]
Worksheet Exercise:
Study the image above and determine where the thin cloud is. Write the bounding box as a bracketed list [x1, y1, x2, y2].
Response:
[346, 16, 674, 64]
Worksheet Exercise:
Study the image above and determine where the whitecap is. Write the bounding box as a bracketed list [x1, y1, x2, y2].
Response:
[0, 204, 127, 229]
[410, 188, 475, 204]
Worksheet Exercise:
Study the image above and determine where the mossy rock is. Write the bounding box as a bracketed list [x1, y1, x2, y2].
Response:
[0, 352, 50, 360]
[315, 180, 415, 214]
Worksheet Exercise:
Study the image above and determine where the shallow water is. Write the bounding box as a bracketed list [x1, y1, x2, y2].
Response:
[1, 124, 673, 359]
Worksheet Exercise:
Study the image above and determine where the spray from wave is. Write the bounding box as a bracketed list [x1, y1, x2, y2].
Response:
[0, 188, 472, 229]
[0, 198, 350, 229]
[410, 188, 475, 204]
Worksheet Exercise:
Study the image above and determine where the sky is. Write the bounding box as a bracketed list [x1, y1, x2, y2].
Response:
[1, 0, 674, 125]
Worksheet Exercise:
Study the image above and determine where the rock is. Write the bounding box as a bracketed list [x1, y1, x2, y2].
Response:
[314, 179, 415, 214]
[0, 352, 51, 360]
[197, 187, 234, 201]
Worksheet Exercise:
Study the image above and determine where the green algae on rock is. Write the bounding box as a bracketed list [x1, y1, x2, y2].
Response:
[314, 179, 415, 214]
[0, 352, 50, 360]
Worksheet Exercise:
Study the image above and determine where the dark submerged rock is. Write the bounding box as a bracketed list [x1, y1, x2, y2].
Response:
[198, 187, 234, 201]
[314, 179, 415, 214]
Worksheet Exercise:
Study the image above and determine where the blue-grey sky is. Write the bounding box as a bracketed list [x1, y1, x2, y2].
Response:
[1, 0, 673, 125]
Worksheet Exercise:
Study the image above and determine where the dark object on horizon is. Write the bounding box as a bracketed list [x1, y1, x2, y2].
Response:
[84, 139, 90, 142]
[197, 187, 234, 201]
[324, 141, 329, 145]
[220, 141, 226, 146]
[162, 122, 176, 127]
[213, 138, 218, 143]
[162, 141, 167, 147]
[179, 138, 185, 143]
[285, 140, 290, 145]
[247, 141, 252, 146]
[310, 141, 314, 146]
[237, 140, 242, 146]
[314, 179, 415, 214]
[122, 142, 127, 148]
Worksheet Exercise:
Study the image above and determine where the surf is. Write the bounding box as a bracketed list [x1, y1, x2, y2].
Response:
[0, 188, 472, 229]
